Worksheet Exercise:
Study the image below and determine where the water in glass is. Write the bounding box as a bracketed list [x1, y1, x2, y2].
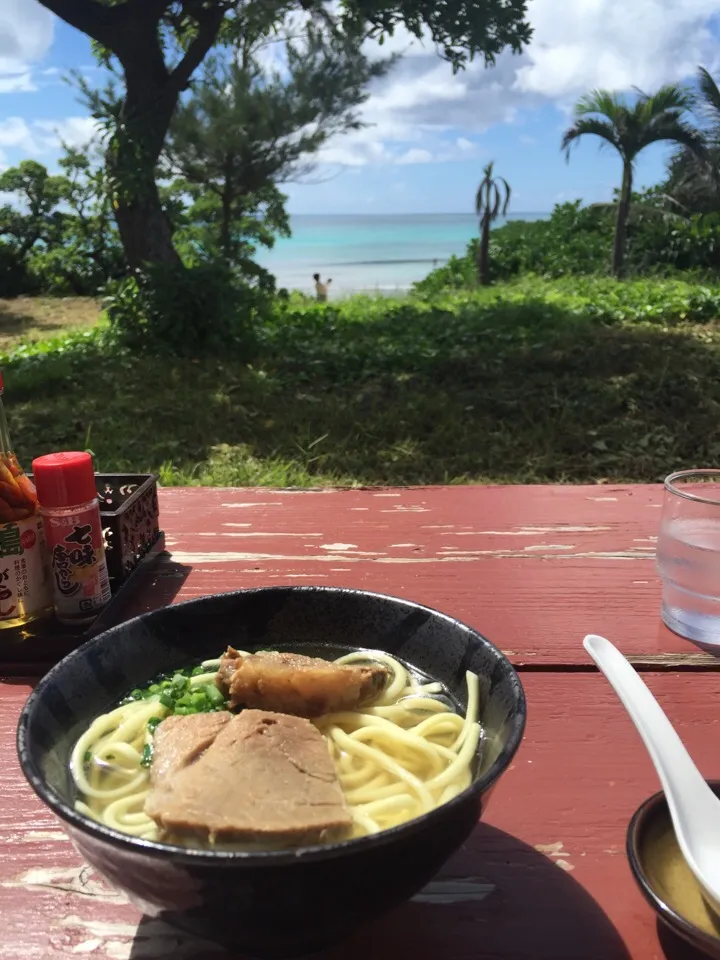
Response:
[658, 471, 720, 645]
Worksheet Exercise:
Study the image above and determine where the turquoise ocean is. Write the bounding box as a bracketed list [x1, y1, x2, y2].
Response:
[255, 212, 547, 296]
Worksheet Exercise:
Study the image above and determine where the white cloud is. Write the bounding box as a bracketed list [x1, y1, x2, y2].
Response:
[33, 117, 101, 148]
[515, 0, 720, 99]
[6, 0, 720, 181]
[316, 0, 720, 169]
[397, 148, 433, 164]
[0, 72, 35, 93]
[0, 116, 101, 161]
[0, 0, 54, 93]
[0, 118, 36, 152]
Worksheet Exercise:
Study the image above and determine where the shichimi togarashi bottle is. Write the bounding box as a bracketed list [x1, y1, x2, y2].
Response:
[32, 451, 112, 625]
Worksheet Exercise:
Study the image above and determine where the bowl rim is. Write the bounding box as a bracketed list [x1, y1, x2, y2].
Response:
[17, 584, 527, 866]
[626, 780, 720, 951]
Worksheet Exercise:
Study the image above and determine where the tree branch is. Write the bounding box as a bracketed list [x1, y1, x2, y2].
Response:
[36, 0, 117, 47]
[125, 0, 172, 13]
[168, 5, 227, 94]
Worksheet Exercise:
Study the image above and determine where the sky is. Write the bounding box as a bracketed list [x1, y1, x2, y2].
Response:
[2, 0, 720, 215]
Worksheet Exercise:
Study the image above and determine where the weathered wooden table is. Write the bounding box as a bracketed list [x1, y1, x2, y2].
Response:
[0, 484, 715, 960]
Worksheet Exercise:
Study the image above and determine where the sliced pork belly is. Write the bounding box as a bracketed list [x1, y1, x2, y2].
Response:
[144, 709, 352, 844]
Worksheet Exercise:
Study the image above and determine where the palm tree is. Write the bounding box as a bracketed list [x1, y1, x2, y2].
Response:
[561, 85, 706, 276]
[475, 161, 511, 285]
[665, 67, 720, 214]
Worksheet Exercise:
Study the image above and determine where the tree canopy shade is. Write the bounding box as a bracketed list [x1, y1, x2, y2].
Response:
[38, 0, 532, 271]
[561, 85, 707, 276]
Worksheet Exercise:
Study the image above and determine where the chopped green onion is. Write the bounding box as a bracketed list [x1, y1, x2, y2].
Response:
[206, 685, 225, 706]
[147, 716, 163, 735]
[116, 654, 231, 733]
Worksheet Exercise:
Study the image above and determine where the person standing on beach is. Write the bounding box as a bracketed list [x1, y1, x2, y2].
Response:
[313, 273, 332, 302]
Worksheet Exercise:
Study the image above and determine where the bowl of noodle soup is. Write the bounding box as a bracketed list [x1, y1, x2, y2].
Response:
[17, 586, 526, 957]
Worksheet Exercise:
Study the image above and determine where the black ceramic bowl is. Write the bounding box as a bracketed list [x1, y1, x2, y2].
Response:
[627, 781, 720, 958]
[17, 586, 526, 958]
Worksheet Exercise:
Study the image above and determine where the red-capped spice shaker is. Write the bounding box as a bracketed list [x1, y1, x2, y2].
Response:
[32, 452, 111, 625]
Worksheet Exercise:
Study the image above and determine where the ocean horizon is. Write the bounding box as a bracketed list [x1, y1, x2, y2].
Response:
[255, 212, 549, 295]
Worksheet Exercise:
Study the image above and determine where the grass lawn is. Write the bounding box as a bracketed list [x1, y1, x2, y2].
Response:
[0, 297, 101, 353]
[4, 277, 720, 486]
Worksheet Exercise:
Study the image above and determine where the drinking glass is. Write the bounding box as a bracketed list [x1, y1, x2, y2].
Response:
[657, 469, 720, 645]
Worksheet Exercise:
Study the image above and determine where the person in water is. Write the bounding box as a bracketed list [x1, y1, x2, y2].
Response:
[313, 273, 332, 302]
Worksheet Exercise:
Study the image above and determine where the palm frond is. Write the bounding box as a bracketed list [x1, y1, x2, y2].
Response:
[574, 88, 625, 120]
[653, 192, 692, 217]
[474, 161, 510, 222]
[499, 177, 511, 216]
[698, 66, 720, 116]
[639, 117, 708, 160]
[490, 182, 501, 219]
[474, 180, 487, 216]
[637, 83, 695, 118]
[664, 140, 720, 214]
[589, 196, 689, 224]
[561, 117, 619, 160]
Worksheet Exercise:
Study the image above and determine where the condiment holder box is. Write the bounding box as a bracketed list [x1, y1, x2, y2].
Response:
[29, 471, 161, 590]
[95, 473, 161, 589]
[3, 472, 165, 673]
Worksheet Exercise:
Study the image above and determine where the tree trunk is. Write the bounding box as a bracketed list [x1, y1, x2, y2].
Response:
[612, 162, 633, 278]
[113, 165, 181, 270]
[108, 52, 183, 272]
[99, 7, 225, 271]
[478, 214, 491, 286]
[35, 1, 224, 271]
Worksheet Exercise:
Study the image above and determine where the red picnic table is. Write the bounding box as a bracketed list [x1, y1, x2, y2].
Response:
[0, 483, 715, 960]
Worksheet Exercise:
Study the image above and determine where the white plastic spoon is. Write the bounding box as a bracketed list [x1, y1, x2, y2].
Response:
[583, 632, 720, 913]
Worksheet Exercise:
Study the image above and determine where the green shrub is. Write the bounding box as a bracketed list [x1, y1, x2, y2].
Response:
[416, 200, 720, 292]
[102, 262, 266, 356]
[490, 203, 612, 278]
[411, 251, 478, 295]
[264, 277, 720, 386]
[8, 276, 720, 488]
[27, 247, 122, 296]
[625, 212, 720, 273]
